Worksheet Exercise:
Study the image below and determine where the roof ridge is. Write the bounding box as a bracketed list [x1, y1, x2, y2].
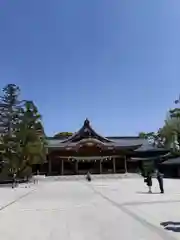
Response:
[62, 119, 112, 143]
[107, 136, 141, 139]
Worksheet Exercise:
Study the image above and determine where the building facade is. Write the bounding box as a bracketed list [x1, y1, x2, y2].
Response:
[38, 119, 168, 175]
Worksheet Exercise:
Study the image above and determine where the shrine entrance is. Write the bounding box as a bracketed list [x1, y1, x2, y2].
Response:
[47, 156, 123, 175]
[77, 160, 99, 174]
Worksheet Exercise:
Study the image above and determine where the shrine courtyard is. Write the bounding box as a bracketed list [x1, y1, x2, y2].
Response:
[0, 175, 180, 240]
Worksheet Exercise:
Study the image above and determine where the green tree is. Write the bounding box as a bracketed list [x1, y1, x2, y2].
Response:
[138, 132, 156, 140]
[144, 98, 180, 151]
[0, 84, 23, 136]
[14, 101, 46, 176]
[138, 132, 148, 139]
[1, 100, 46, 178]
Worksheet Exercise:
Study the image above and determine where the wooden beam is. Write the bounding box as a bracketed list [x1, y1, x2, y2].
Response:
[113, 158, 116, 173]
[61, 160, 64, 175]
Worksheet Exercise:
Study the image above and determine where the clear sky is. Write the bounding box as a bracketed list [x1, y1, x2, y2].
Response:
[0, 0, 180, 137]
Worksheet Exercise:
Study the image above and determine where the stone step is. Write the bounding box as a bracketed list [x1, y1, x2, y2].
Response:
[45, 173, 141, 181]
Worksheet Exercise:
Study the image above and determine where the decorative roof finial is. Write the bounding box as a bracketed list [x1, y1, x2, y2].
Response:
[84, 118, 90, 126]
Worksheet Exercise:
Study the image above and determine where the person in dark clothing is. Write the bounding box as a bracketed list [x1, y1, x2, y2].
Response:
[86, 171, 91, 181]
[144, 172, 152, 193]
[12, 173, 17, 188]
[156, 171, 164, 193]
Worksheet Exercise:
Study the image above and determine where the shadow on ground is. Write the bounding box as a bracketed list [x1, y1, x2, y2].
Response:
[0, 184, 13, 188]
[161, 221, 180, 232]
[0, 179, 28, 188]
[136, 191, 160, 194]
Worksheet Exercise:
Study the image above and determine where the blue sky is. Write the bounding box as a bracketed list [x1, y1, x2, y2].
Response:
[0, 0, 180, 136]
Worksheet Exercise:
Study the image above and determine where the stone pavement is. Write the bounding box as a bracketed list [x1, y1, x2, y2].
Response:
[0, 176, 180, 239]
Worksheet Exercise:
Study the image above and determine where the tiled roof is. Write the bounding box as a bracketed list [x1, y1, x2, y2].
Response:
[130, 156, 161, 161]
[47, 137, 144, 148]
[62, 118, 112, 143]
[46, 119, 168, 152]
[161, 157, 180, 165]
[107, 136, 141, 140]
[46, 137, 170, 154]
[135, 141, 167, 152]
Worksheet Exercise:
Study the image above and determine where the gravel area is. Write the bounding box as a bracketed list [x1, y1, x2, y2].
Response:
[0, 176, 179, 239]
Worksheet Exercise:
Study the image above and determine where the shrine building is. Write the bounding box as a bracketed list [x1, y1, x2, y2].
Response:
[38, 119, 168, 175]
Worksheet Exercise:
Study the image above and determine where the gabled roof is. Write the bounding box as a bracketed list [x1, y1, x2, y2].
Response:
[130, 153, 170, 162]
[46, 137, 142, 150]
[62, 119, 112, 143]
[161, 157, 180, 165]
[46, 119, 169, 153]
[135, 142, 167, 152]
[130, 156, 161, 161]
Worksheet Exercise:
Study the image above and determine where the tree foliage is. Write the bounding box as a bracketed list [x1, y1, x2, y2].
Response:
[138, 132, 148, 139]
[0, 84, 22, 136]
[53, 132, 73, 138]
[139, 97, 180, 153]
[0, 84, 46, 178]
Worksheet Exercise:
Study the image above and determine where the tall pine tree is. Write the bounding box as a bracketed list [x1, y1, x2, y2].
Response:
[0, 84, 23, 136]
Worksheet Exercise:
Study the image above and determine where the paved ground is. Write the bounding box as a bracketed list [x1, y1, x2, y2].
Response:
[0, 176, 180, 239]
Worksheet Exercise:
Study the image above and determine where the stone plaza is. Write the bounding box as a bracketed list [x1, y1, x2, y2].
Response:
[0, 175, 180, 240]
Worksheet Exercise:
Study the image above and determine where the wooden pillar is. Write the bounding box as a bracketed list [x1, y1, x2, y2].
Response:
[48, 157, 52, 175]
[75, 160, 79, 174]
[61, 159, 64, 175]
[178, 167, 180, 177]
[113, 158, 116, 173]
[124, 156, 127, 173]
[100, 159, 102, 174]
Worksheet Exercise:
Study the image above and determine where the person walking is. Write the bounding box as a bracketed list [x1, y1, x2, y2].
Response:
[86, 171, 91, 181]
[144, 172, 152, 193]
[12, 172, 17, 188]
[156, 170, 164, 193]
[33, 170, 40, 184]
